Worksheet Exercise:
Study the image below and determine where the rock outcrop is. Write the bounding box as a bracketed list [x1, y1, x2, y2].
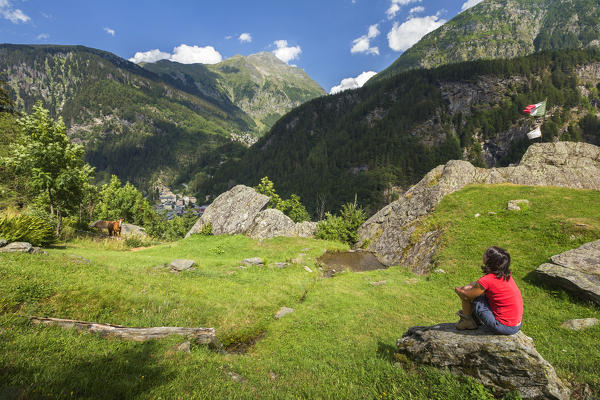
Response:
[120, 223, 148, 238]
[186, 185, 269, 237]
[358, 142, 600, 270]
[535, 239, 600, 305]
[397, 323, 570, 400]
[186, 185, 318, 240]
[247, 209, 296, 239]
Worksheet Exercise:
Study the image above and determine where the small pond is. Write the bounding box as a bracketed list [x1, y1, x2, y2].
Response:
[317, 250, 388, 276]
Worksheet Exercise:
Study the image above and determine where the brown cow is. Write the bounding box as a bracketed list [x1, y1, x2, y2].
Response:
[90, 219, 123, 237]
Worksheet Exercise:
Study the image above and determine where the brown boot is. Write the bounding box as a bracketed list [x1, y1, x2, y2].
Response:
[456, 310, 478, 330]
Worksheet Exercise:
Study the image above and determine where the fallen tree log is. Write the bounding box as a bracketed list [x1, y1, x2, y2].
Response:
[30, 316, 219, 346]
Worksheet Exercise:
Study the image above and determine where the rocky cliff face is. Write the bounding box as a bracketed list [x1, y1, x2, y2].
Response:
[357, 142, 600, 270]
[372, 0, 600, 83]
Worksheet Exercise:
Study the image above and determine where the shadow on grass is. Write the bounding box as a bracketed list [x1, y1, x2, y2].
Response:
[524, 270, 599, 308]
[0, 340, 173, 399]
[376, 341, 398, 364]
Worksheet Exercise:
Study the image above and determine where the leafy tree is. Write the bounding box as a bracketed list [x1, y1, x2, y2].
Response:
[255, 176, 310, 222]
[95, 175, 148, 224]
[2, 103, 94, 234]
[255, 176, 282, 209]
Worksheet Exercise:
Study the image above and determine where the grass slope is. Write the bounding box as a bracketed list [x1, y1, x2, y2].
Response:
[1, 185, 599, 399]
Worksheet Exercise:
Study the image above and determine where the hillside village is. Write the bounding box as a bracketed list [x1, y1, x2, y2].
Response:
[154, 184, 206, 219]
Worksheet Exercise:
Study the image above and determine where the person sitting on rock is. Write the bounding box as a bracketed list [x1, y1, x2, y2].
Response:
[454, 246, 523, 334]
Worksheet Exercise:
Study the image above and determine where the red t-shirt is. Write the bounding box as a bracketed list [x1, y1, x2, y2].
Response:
[477, 273, 523, 326]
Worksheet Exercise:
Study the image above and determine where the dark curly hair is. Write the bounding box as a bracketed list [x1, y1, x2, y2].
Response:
[481, 246, 512, 281]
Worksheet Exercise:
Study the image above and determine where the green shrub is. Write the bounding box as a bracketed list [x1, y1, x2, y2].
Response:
[124, 234, 155, 249]
[0, 213, 56, 246]
[315, 200, 366, 245]
[198, 222, 213, 236]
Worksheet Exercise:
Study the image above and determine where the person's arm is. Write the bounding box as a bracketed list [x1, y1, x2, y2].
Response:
[455, 281, 485, 301]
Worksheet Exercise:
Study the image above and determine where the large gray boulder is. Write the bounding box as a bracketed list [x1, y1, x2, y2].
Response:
[358, 142, 600, 270]
[0, 242, 33, 253]
[120, 223, 148, 238]
[186, 185, 269, 237]
[397, 323, 570, 400]
[247, 208, 296, 239]
[293, 221, 318, 238]
[535, 239, 600, 305]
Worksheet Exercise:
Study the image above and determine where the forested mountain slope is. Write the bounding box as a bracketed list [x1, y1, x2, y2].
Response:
[142, 52, 325, 138]
[371, 0, 600, 83]
[0, 44, 323, 192]
[206, 49, 600, 216]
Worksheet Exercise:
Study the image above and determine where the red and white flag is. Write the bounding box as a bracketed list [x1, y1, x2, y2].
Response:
[523, 101, 546, 117]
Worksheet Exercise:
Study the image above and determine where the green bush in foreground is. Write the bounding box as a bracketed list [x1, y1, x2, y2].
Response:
[315, 199, 366, 245]
[0, 213, 56, 246]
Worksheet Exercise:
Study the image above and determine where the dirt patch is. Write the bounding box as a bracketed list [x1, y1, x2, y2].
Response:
[129, 246, 155, 252]
[224, 332, 266, 354]
[318, 250, 387, 276]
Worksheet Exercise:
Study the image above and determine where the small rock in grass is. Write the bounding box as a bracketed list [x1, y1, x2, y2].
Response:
[228, 371, 246, 383]
[243, 257, 264, 266]
[299, 253, 306, 256]
[238, 265, 247, 269]
[561, 318, 600, 330]
[274, 307, 295, 319]
[370, 280, 387, 286]
[274, 262, 289, 268]
[434, 269, 446, 274]
[304, 266, 313, 273]
[474, 213, 480, 218]
[0, 239, 7, 247]
[301, 248, 310, 252]
[507, 199, 530, 211]
[176, 341, 191, 353]
[268, 372, 277, 381]
[71, 256, 91, 264]
[488, 212, 497, 215]
[405, 278, 418, 285]
[169, 259, 195, 272]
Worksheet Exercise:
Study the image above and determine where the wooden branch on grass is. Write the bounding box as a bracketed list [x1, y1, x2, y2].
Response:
[30, 316, 219, 346]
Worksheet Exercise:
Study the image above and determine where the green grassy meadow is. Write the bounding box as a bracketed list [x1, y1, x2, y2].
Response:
[1, 184, 599, 399]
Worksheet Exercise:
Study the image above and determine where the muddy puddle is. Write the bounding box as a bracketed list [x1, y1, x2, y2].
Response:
[317, 250, 388, 276]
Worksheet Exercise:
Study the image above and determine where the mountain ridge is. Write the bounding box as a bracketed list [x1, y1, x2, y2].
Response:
[370, 0, 600, 83]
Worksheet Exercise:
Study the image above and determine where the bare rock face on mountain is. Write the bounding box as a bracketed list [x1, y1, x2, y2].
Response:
[186, 185, 269, 237]
[247, 209, 296, 240]
[397, 324, 570, 400]
[535, 239, 600, 305]
[358, 142, 600, 270]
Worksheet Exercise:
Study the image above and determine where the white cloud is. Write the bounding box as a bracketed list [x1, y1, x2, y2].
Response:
[129, 44, 223, 64]
[0, 0, 30, 23]
[170, 44, 223, 64]
[386, 0, 421, 19]
[238, 32, 252, 43]
[225, 35, 233, 40]
[387, 14, 446, 52]
[351, 24, 380, 55]
[330, 71, 377, 94]
[36, 33, 49, 40]
[409, 6, 425, 14]
[129, 49, 171, 64]
[461, 0, 484, 11]
[104, 27, 115, 36]
[272, 40, 302, 64]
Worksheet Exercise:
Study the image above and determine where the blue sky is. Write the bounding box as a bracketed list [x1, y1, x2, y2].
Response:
[0, 0, 483, 93]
